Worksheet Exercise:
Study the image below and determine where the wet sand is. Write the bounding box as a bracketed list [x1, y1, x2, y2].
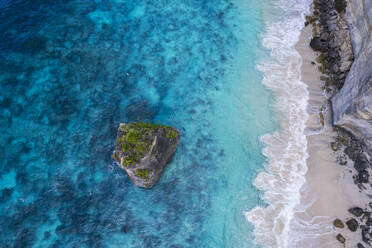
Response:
[294, 24, 369, 247]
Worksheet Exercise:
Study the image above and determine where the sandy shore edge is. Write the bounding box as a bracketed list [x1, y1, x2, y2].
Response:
[294, 25, 370, 247]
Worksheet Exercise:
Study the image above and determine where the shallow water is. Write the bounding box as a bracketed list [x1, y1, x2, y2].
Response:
[245, 0, 313, 247]
[0, 0, 278, 247]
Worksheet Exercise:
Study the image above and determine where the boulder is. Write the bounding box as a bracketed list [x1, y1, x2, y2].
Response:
[349, 207, 364, 217]
[333, 219, 344, 228]
[356, 170, 369, 184]
[362, 229, 371, 243]
[344, 146, 360, 161]
[366, 218, 372, 226]
[320, 32, 329, 41]
[310, 37, 324, 51]
[112, 122, 180, 188]
[354, 155, 369, 172]
[336, 233, 346, 244]
[360, 225, 369, 231]
[357, 243, 366, 248]
[362, 212, 371, 222]
[346, 218, 358, 231]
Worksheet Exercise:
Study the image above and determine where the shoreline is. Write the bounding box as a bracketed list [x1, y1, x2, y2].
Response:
[245, 1, 371, 247]
[294, 0, 372, 245]
[295, 24, 370, 247]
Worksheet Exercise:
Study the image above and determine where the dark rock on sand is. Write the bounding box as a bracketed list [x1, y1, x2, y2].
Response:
[362, 212, 371, 222]
[349, 207, 364, 217]
[357, 242, 366, 248]
[333, 218, 344, 228]
[366, 218, 372, 226]
[354, 155, 369, 172]
[346, 218, 358, 232]
[336, 233, 346, 244]
[360, 225, 369, 231]
[362, 229, 371, 244]
[310, 37, 324, 51]
[356, 170, 369, 184]
[319, 31, 329, 42]
[344, 146, 360, 161]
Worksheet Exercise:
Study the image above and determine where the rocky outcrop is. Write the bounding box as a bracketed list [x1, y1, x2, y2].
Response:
[112, 122, 180, 188]
[308, 0, 354, 85]
[308, 0, 372, 245]
[331, 0, 372, 155]
[309, 0, 371, 174]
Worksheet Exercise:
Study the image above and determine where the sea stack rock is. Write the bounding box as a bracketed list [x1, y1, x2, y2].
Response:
[112, 122, 180, 188]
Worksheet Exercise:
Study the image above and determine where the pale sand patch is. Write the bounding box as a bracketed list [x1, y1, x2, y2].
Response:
[293, 25, 370, 247]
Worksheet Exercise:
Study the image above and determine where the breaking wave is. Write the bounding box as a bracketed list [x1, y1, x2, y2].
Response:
[245, 0, 313, 247]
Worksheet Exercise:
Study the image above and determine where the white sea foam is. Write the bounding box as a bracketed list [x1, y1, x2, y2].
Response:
[244, 0, 314, 247]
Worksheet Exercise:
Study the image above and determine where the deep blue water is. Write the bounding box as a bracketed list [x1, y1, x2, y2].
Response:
[0, 0, 276, 247]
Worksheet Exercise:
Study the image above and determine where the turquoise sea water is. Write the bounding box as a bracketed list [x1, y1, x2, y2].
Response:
[0, 0, 277, 247]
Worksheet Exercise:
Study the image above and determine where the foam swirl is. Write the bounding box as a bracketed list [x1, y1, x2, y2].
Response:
[245, 0, 312, 247]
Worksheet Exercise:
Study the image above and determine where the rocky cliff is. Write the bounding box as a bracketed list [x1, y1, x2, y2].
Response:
[332, 0, 372, 155]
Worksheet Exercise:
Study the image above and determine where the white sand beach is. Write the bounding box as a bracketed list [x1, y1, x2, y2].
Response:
[294, 24, 370, 248]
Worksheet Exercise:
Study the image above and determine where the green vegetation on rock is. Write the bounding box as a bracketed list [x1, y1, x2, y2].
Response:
[330, 136, 344, 152]
[113, 121, 180, 188]
[124, 156, 136, 167]
[165, 128, 178, 139]
[117, 122, 179, 167]
[335, 0, 347, 13]
[331, 142, 339, 151]
[136, 169, 150, 179]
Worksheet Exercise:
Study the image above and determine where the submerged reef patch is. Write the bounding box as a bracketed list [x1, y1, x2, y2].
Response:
[0, 0, 270, 246]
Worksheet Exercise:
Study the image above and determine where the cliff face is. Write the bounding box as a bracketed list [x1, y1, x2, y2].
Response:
[332, 0, 372, 154]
